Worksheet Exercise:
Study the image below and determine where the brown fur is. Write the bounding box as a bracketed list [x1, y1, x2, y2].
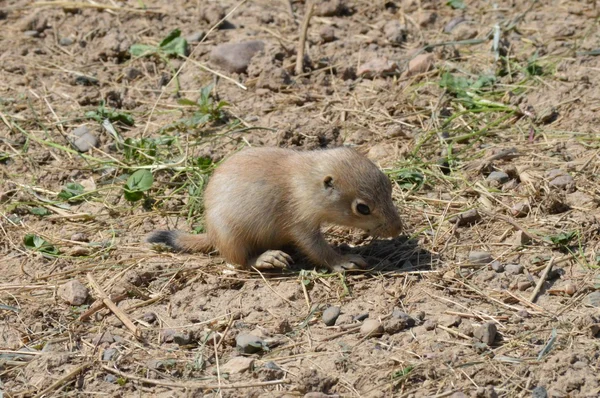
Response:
[147, 146, 403, 271]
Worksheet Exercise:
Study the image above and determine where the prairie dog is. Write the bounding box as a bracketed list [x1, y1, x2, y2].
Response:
[148, 146, 403, 272]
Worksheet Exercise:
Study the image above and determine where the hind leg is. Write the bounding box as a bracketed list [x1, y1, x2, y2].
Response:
[249, 250, 293, 269]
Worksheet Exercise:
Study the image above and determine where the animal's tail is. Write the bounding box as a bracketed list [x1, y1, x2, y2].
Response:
[146, 231, 214, 253]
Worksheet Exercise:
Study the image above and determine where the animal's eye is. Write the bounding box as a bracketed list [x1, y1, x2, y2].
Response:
[356, 203, 371, 215]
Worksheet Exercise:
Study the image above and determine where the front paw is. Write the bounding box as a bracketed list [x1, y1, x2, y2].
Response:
[330, 254, 368, 273]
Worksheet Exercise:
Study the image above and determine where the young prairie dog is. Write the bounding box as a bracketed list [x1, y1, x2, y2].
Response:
[148, 146, 403, 272]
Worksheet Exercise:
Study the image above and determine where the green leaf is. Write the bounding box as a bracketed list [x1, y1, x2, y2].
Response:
[124, 170, 154, 202]
[161, 37, 188, 57]
[392, 170, 424, 190]
[177, 98, 199, 107]
[29, 207, 50, 216]
[159, 29, 182, 47]
[58, 182, 85, 201]
[129, 44, 157, 57]
[447, 0, 466, 9]
[543, 231, 577, 247]
[23, 234, 59, 255]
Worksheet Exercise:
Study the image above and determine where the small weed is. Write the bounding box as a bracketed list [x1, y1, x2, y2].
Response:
[57, 182, 86, 202]
[392, 365, 414, 380]
[86, 102, 135, 126]
[124, 169, 154, 202]
[390, 169, 425, 191]
[446, 0, 465, 9]
[23, 234, 59, 256]
[29, 206, 51, 216]
[543, 231, 577, 248]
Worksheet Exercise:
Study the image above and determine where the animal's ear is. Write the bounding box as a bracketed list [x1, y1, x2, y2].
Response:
[323, 176, 334, 189]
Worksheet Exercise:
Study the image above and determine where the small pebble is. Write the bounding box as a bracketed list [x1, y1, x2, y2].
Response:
[566, 191, 596, 208]
[173, 332, 192, 346]
[424, 320, 437, 331]
[564, 283, 577, 296]
[511, 202, 530, 218]
[404, 53, 435, 77]
[511, 231, 532, 246]
[442, 315, 461, 328]
[186, 31, 205, 43]
[313, 0, 347, 17]
[360, 319, 383, 337]
[354, 313, 369, 322]
[162, 329, 176, 343]
[383, 20, 407, 45]
[210, 40, 265, 74]
[322, 306, 341, 326]
[236, 333, 266, 354]
[449, 209, 480, 226]
[518, 281, 532, 291]
[71, 126, 98, 152]
[104, 374, 118, 383]
[517, 309, 531, 318]
[469, 251, 493, 265]
[531, 386, 548, 398]
[473, 322, 497, 345]
[383, 318, 407, 334]
[583, 291, 600, 308]
[59, 37, 74, 46]
[357, 57, 398, 79]
[490, 261, 504, 273]
[142, 312, 157, 324]
[220, 356, 254, 374]
[549, 174, 574, 189]
[70, 232, 89, 242]
[124, 67, 142, 80]
[24, 30, 40, 38]
[487, 171, 510, 184]
[505, 263, 524, 275]
[319, 26, 335, 43]
[58, 280, 89, 305]
[392, 309, 416, 327]
[102, 348, 117, 361]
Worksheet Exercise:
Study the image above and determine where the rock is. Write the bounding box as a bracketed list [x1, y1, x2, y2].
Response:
[59, 37, 74, 46]
[70, 126, 98, 152]
[531, 386, 548, 398]
[322, 306, 341, 326]
[357, 57, 398, 79]
[452, 24, 478, 41]
[97, 31, 131, 62]
[124, 67, 142, 80]
[490, 261, 504, 273]
[200, 4, 226, 26]
[392, 309, 415, 327]
[583, 291, 600, 308]
[360, 319, 383, 337]
[210, 40, 265, 74]
[186, 31, 205, 43]
[442, 315, 461, 328]
[511, 231, 531, 246]
[549, 174, 574, 189]
[236, 333, 266, 354]
[105, 374, 118, 383]
[142, 312, 157, 323]
[173, 332, 192, 346]
[383, 20, 407, 46]
[220, 356, 254, 374]
[469, 251, 493, 265]
[162, 329, 176, 343]
[518, 281, 532, 291]
[566, 191, 596, 208]
[102, 348, 117, 361]
[319, 26, 335, 43]
[404, 53, 435, 77]
[487, 171, 510, 184]
[70, 232, 89, 242]
[383, 318, 406, 334]
[256, 65, 292, 90]
[449, 209, 480, 226]
[58, 280, 88, 305]
[93, 331, 115, 345]
[24, 30, 40, 38]
[314, 0, 347, 17]
[505, 263, 524, 275]
[473, 322, 497, 345]
[424, 320, 437, 331]
[511, 202, 530, 218]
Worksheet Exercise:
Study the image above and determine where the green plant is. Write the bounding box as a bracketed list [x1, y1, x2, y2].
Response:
[390, 170, 425, 190]
[85, 102, 135, 126]
[447, 0, 465, 9]
[23, 234, 59, 255]
[58, 182, 86, 202]
[176, 84, 229, 126]
[124, 169, 154, 202]
[129, 29, 188, 59]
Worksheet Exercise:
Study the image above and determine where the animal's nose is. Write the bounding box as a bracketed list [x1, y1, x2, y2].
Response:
[384, 212, 403, 238]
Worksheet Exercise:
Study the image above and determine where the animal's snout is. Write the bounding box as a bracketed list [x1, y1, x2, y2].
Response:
[382, 207, 403, 238]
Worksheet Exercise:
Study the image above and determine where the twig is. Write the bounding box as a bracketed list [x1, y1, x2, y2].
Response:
[295, 1, 314, 75]
[529, 257, 555, 303]
[30, 1, 163, 13]
[33, 362, 91, 398]
[79, 293, 128, 321]
[86, 273, 142, 340]
[437, 325, 472, 340]
[101, 365, 289, 390]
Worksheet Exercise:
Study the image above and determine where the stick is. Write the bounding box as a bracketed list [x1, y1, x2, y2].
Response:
[33, 362, 91, 398]
[86, 273, 142, 340]
[529, 257, 555, 303]
[79, 293, 128, 321]
[101, 365, 289, 390]
[295, 1, 314, 75]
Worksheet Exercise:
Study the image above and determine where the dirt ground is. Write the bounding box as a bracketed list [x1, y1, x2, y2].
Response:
[1, 0, 600, 396]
